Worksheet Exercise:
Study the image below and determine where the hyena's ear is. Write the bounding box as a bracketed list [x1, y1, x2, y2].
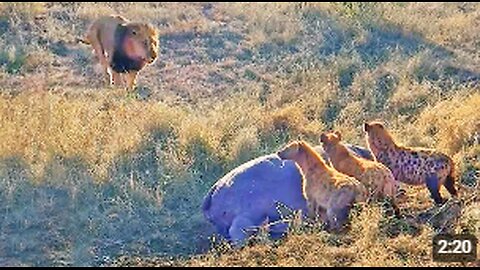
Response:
[364, 122, 370, 132]
[333, 131, 342, 141]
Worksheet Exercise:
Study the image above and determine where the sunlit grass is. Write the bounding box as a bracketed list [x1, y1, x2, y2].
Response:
[0, 2, 478, 267]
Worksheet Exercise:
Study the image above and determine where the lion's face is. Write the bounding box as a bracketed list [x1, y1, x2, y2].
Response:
[122, 23, 159, 64]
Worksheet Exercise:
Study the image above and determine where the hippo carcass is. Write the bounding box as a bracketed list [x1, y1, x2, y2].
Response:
[313, 143, 374, 166]
[202, 154, 308, 245]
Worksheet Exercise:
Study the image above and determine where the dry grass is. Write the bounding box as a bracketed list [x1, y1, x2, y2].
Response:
[416, 92, 480, 155]
[0, 2, 479, 267]
[380, 3, 480, 50]
[217, 2, 304, 46]
[76, 2, 214, 34]
[0, 89, 326, 181]
[0, 2, 47, 21]
[114, 203, 480, 267]
[0, 91, 180, 180]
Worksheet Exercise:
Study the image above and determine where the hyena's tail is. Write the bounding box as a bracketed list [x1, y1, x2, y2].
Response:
[444, 160, 458, 197]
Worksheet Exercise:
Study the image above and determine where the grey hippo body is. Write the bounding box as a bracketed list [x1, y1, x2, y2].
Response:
[202, 154, 309, 245]
[314, 143, 374, 165]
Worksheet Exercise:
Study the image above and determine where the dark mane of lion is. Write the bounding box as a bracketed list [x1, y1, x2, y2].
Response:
[110, 24, 146, 73]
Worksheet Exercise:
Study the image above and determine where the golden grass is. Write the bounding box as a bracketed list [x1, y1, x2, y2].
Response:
[116, 203, 479, 267]
[1, 2, 479, 267]
[0, 88, 329, 181]
[0, 2, 47, 21]
[0, 91, 180, 180]
[1, 82, 476, 267]
[416, 92, 480, 155]
[76, 2, 214, 35]
[217, 3, 304, 46]
[379, 3, 480, 49]
[0, 77, 476, 184]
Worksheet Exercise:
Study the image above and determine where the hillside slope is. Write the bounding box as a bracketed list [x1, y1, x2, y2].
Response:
[0, 2, 478, 267]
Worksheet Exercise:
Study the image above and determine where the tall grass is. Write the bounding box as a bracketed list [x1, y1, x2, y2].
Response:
[0, 2, 478, 267]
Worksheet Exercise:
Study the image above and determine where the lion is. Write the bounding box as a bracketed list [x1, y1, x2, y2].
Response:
[364, 121, 457, 205]
[79, 15, 159, 91]
[277, 140, 368, 232]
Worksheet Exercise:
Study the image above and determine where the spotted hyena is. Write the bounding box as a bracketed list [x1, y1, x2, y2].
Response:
[364, 121, 457, 205]
[277, 140, 368, 232]
[320, 131, 400, 200]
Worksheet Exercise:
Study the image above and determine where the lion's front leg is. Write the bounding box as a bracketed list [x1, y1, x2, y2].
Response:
[125, 71, 138, 92]
[91, 45, 111, 85]
[108, 70, 123, 87]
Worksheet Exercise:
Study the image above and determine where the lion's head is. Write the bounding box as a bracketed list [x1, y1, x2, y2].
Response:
[120, 22, 159, 65]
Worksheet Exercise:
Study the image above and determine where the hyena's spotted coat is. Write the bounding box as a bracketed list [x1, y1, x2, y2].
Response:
[364, 121, 457, 205]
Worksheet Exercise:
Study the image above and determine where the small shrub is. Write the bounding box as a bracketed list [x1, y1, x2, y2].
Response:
[0, 45, 27, 74]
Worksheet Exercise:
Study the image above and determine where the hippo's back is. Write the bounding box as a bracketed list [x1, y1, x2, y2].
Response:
[314, 144, 374, 165]
[202, 154, 308, 232]
[345, 143, 375, 161]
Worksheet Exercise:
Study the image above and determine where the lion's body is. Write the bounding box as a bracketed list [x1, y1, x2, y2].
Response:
[82, 15, 159, 91]
[321, 131, 399, 199]
[277, 140, 367, 231]
[364, 121, 457, 205]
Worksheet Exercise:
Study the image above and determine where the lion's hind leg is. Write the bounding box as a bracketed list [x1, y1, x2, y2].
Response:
[86, 24, 111, 85]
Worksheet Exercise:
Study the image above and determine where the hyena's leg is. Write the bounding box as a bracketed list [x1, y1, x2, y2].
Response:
[317, 207, 327, 222]
[326, 205, 351, 232]
[443, 175, 458, 197]
[383, 178, 400, 198]
[382, 196, 401, 218]
[426, 175, 446, 205]
[308, 201, 326, 222]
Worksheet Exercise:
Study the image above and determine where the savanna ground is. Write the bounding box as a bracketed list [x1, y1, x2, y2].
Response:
[0, 2, 479, 267]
